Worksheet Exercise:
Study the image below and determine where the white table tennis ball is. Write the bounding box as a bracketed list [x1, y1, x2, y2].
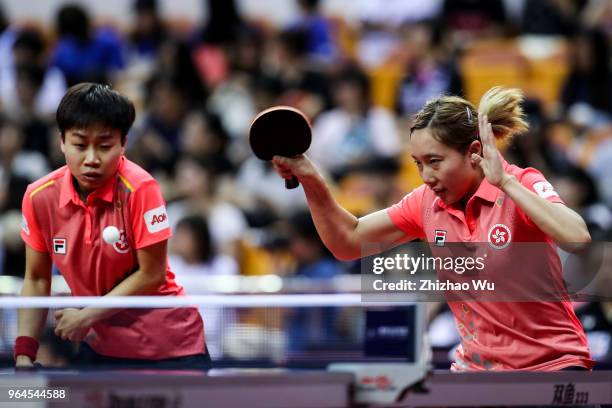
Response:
[103, 226, 120, 244]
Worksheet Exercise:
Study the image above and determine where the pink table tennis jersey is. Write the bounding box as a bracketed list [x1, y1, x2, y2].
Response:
[388, 159, 593, 371]
[21, 156, 205, 359]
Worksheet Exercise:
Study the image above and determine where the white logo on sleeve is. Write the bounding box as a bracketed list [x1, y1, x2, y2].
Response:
[533, 181, 559, 199]
[144, 205, 170, 233]
[21, 214, 30, 235]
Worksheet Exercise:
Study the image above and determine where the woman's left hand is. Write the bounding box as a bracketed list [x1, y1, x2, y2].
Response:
[472, 114, 512, 188]
[54, 308, 91, 342]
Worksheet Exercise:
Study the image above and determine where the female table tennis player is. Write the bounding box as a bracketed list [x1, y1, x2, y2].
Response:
[272, 87, 594, 371]
[15, 83, 209, 369]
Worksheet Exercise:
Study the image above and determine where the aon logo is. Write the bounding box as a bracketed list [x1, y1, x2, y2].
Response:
[144, 206, 170, 233]
[151, 213, 167, 225]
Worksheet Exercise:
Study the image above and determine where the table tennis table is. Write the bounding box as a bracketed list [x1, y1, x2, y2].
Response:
[0, 368, 610, 407]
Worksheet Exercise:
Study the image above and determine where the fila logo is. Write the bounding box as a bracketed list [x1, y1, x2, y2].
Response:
[53, 238, 67, 254]
[434, 230, 447, 247]
[144, 205, 170, 233]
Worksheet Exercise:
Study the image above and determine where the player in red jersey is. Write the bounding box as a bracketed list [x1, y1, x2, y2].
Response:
[16, 83, 209, 369]
[273, 87, 594, 370]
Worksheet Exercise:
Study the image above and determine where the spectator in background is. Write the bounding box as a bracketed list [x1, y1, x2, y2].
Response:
[0, 170, 28, 277]
[128, 0, 167, 61]
[440, 0, 507, 49]
[130, 75, 189, 174]
[262, 28, 331, 118]
[178, 110, 235, 175]
[51, 4, 124, 86]
[292, 0, 337, 65]
[562, 28, 612, 125]
[191, 0, 255, 89]
[285, 211, 346, 352]
[227, 24, 264, 80]
[13, 64, 52, 157]
[169, 214, 239, 358]
[396, 20, 463, 116]
[354, 0, 443, 69]
[575, 226, 612, 364]
[521, 0, 584, 37]
[309, 65, 400, 176]
[550, 165, 612, 237]
[167, 156, 247, 256]
[154, 39, 207, 106]
[196, 0, 246, 47]
[237, 157, 309, 221]
[539, 119, 577, 174]
[582, 0, 612, 42]
[0, 29, 67, 119]
[0, 116, 31, 278]
[0, 116, 49, 183]
[169, 214, 238, 279]
[204, 27, 258, 155]
[577, 300, 612, 363]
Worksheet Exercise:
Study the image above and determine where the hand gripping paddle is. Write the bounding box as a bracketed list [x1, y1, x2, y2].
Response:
[249, 106, 312, 189]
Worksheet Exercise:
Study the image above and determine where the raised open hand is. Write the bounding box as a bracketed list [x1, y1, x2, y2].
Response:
[471, 114, 511, 188]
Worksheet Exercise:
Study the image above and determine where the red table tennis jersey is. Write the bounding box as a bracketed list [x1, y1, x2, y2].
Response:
[21, 156, 205, 359]
[387, 159, 593, 371]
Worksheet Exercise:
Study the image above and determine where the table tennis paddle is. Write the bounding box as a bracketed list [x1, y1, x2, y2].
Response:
[249, 106, 312, 189]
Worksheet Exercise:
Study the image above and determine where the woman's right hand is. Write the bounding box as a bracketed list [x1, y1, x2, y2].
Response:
[271, 155, 319, 182]
[15, 355, 34, 368]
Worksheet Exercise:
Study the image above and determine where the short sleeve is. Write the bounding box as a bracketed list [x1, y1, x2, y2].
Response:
[386, 185, 426, 239]
[20, 189, 48, 252]
[519, 168, 564, 204]
[517, 167, 565, 227]
[129, 180, 172, 249]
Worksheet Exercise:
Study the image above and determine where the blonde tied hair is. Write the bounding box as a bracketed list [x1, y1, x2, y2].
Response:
[411, 86, 529, 152]
[478, 86, 529, 141]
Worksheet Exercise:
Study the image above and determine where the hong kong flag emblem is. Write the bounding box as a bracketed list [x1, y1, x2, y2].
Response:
[488, 224, 512, 249]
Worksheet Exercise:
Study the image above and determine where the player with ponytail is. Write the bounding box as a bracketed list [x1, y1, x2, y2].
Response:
[273, 86, 593, 371]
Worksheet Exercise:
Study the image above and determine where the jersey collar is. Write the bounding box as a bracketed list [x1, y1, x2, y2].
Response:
[59, 156, 125, 207]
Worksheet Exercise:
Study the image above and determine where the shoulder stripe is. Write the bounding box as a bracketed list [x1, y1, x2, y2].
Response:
[29, 180, 55, 199]
[118, 174, 134, 192]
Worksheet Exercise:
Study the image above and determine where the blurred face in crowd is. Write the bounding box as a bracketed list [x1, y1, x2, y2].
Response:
[574, 35, 594, 73]
[410, 128, 482, 206]
[0, 123, 22, 159]
[550, 176, 586, 210]
[175, 158, 211, 198]
[333, 80, 365, 113]
[171, 224, 199, 264]
[400, 23, 433, 61]
[134, 9, 157, 36]
[16, 75, 40, 107]
[60, 123, 124, 196]
[180, 113, 219, 155]
[149, 80, 186, 125]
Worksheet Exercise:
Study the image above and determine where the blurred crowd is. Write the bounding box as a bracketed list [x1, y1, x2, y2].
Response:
[0, 0, 610, 365]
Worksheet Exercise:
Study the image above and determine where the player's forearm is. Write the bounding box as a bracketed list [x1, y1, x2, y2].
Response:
[501, 176, 591, 249]
[300, 173, 361, 260]
[80, 268, 165, 324]
[18, 277, 51, 339]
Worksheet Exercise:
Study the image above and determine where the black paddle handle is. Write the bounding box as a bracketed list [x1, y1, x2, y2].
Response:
[285, 175, 299, 189]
